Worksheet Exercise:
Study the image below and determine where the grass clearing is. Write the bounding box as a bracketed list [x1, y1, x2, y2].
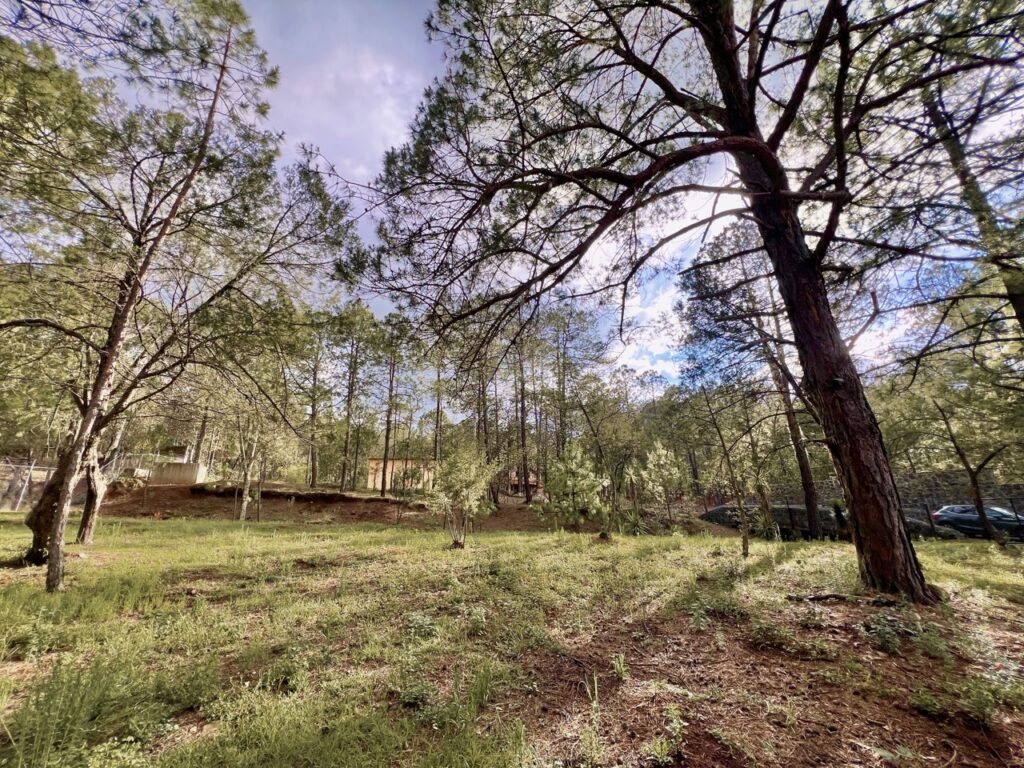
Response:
[0, 510, 1022, 766]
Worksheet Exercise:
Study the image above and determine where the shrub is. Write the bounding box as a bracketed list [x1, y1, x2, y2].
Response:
[538, 441, 610, 533]
[429, 447, 495, 548]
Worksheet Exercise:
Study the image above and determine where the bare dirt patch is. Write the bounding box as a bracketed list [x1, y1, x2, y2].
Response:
[101, 485, 436, 528]
[506, 605, 1024, 768]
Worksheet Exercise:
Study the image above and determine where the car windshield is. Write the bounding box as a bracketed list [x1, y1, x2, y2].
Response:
[986, 507, 1016, 520]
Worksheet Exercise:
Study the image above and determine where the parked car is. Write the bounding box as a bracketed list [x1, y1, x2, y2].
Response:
[931, 505, 1024, 540]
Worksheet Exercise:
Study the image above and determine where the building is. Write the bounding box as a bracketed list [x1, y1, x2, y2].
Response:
[508, 469, 541, 495]
[367, 458, 436, 493]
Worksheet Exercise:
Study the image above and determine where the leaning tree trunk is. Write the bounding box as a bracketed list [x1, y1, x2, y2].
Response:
[75, 445, 106, 545]
[749, 191, 937, 602]
[24, 458, 68, 565]
[967, 471, 1001, 542]
[27, 331, 118, 586]
[45, 387, 110, 591]
[693, 0, 938, 604]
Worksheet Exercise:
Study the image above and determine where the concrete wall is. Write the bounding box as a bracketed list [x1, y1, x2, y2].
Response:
[150, 462, 207, 485]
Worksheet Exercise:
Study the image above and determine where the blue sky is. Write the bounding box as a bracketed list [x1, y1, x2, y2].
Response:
[246, 0, 442, 182]
[244, 0, 685, 379]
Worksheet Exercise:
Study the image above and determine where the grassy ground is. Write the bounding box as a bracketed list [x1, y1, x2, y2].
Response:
[0, 508, 1022, 767]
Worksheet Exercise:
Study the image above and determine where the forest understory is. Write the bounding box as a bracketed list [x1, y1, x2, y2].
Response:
[1, 503, 1021, 768]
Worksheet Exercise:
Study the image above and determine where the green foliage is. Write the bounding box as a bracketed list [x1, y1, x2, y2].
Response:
[1, 658, 174, 767]
[429, 446, 494, 547]
[611, 653, 628, 681]
[640, 441, 688, 521]
[539, 441, 609, 532]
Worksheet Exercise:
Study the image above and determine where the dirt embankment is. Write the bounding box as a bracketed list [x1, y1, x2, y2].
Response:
[100, 484, 560, 531]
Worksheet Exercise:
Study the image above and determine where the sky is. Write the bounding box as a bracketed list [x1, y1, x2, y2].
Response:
[245, 0, 442, 183]
[244, 0, 688, 380]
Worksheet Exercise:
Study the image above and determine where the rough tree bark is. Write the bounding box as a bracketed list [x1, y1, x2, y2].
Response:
[694, 4, 938, 602]
[75, 445, 105, 545]
[76, 417, 127, 544]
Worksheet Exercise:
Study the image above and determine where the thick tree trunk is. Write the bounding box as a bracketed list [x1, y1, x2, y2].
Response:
[690, 0, 934, 601]
[28, 35, 231, 591]
[24, 458, 67, 565]
[75, 445, 106, 545]
[767, 226, 933, 598]
[46, 398, 106, 591]
[754, 211, 935, 600]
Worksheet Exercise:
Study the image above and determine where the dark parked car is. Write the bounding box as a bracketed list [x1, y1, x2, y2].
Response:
[932, 505, 1024, 540]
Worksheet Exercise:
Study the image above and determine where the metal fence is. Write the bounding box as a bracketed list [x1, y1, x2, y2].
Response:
[0, 458, 57, 513]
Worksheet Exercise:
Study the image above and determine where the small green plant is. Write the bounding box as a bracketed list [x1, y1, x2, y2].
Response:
[405, 611, 437, 639]
[665, 703, 687, 745]
[913, 627, 951, 663]
[647, 736, 673, 765]
[910, 688, 944, 718]
[752, 506, 780, 540]
[749, 619, 838, 660]
[577, 673, 605, 766]
[859, 612, 912, 654]
[464, 606, 488, 637]
[958, 678, 1000, 725]
[611, 653, 629, 681]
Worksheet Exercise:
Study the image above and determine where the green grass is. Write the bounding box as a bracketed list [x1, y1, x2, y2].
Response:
[0, 513, 1021, 767]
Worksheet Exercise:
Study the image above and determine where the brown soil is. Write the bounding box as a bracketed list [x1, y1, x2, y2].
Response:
[101, 485, 436, 527]
[507, 608, 1024, 767]
[100, 486, 732, 538]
